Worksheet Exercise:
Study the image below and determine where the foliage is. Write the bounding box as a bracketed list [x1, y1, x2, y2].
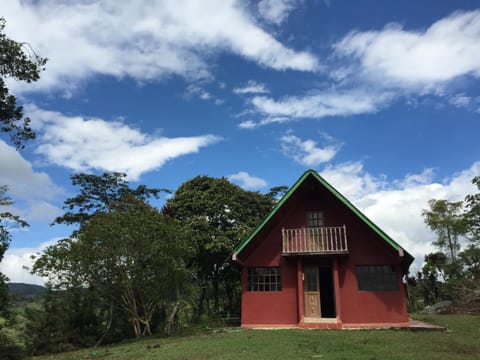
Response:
[23, 287, 101, 355]
[417, 179, 480, 312]
[464, 176, 480, 243]
[167, 176, 274, 318]
[0, 185, 28, 318]
[422, 199, 466, 277]
[33, 194, 192, 341]
[52, 172, 163, 230]
[28, 315, 480, 360]
[0, 17, 47, 149]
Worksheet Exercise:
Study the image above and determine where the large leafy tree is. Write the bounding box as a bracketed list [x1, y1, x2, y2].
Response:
[1, 14, 44, 327]
[32, 173, 181, 343]
[34, 195, 191, 338]
[419, 182, 480, 312]
[422, 199, 467, 278]
[465, 176, 480, 244]
[1, 17, 47, 149]
[167, 176, 274, 317]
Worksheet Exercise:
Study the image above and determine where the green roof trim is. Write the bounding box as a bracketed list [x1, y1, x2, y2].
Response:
[233, 170, 414, 269]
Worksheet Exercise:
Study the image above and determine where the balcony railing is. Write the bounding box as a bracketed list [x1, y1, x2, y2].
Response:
[282, 226, 348, 255]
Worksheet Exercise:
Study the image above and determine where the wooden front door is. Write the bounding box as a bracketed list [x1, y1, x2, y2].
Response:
[304, 266, 321, 318]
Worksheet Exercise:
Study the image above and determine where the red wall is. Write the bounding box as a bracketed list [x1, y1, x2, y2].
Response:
[237, 176, 409, 326]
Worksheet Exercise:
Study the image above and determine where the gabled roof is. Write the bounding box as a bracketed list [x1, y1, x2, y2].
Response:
[233, 170, 414, 271]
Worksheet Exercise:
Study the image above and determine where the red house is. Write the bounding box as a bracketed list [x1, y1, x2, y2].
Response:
[232, 170, 414, 329]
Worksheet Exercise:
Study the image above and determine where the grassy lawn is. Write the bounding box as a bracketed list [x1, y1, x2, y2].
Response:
[31, 315, 480, 360]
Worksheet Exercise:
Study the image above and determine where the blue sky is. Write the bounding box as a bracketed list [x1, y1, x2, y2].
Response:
[1, 0, 480, 284]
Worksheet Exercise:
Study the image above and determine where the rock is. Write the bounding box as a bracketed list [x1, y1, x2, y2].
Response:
[422, 300, 453, 314]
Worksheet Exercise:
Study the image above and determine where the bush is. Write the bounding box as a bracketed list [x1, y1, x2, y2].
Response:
[0, 329, 25, 360]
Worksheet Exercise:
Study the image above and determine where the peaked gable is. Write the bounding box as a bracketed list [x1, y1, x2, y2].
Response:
[233, 170, 414, 271]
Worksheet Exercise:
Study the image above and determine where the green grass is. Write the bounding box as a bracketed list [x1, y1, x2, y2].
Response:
[31, 315, 480, 360]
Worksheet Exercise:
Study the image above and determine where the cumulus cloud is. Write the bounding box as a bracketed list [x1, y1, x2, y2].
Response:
[236, 10, 480, 129]
[318, 161, 480, 271]
[0, 239, 59, 285]
[229, 171, 267, 190]
[258, 0, 302, 25]
[334, 10, 480, 88]
[233, 80, 270, 95]
[3, 0, 318, 94]
[27, 105, 221, 180]
[0, 140, 62, 222]
[281, 133, 340, 166]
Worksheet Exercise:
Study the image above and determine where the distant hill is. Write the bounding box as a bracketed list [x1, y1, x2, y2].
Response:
[8, 282, 46, 300]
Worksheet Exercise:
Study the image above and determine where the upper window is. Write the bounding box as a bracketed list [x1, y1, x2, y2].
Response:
[356, 265, 399, 292]
[247, 267, 281, 292]
[307, 211, 324, 228]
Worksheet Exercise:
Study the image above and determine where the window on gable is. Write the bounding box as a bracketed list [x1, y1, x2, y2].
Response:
[307, 211, 324, 228]
[356, 265, 399, 292]
[247, 267, 281, 292]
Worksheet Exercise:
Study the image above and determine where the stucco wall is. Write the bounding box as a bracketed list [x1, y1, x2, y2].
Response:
[237, 176, 409, 326]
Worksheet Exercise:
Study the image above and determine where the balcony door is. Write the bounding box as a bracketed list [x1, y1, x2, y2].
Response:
[304, 265, 336, 319]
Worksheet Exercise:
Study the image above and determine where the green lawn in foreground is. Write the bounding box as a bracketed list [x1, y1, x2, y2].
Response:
[31, 315, 480, 360]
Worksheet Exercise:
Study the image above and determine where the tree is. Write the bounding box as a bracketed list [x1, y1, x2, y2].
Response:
[422, 199, 467, 278]
[0, 186, 28, 359]
[167, 176, 274, 318]
[1, 17, 47, 149]
[421, 252, 448, 304]
[459, 245, 480, 280]
[465, 176, 480, 244]
[0, 186, 28, 317]
[52, 172, 163, 230]
[34, 196, 191, 338]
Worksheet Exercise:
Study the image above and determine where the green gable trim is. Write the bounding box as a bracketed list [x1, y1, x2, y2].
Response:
[234, 170, 312, 255]
[233, 170, 414, 268]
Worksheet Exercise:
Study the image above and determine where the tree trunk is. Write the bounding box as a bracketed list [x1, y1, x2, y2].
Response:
[164, 301, 180, 335]
[213, 278, 219, 315]
[95, 302, 113, 348]
[196, 284, 206, 320]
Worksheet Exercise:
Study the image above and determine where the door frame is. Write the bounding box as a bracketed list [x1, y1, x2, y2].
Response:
[303, 264, 336, 319]
[303, 265, 321, 318]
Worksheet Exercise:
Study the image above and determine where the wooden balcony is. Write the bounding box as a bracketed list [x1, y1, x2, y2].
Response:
[282, 226, 348, 255]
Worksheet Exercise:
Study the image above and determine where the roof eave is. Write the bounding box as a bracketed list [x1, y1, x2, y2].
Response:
[233, 170, 414, 271]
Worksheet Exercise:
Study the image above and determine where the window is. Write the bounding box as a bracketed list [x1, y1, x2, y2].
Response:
[356, 265, 398, 291]
[247, 267, 281, 292]
[307, 211, 324, 228]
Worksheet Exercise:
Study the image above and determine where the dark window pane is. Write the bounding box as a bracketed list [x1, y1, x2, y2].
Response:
[246, 267, 282, 292]
[356, 265, 399, 292]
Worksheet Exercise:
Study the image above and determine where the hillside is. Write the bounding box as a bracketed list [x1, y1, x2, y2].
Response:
[8, 282, 46, 300]
[30, 315, 480, 360]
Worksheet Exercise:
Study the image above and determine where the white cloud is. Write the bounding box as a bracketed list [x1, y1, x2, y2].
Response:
[229, 171, 267, 190]
[186, 84, 212, 100]
[1, 239, 59, 285]
[258, 0, 302, 25]
[27, 105, 221, 180]
[334, 10, 480, 88]
[318, 161, 480, 272]
[3, 0, 317, 94]
[233, 80, 269, 95]
[245, 90, 391, 126]
[281, 134, 340, 166]
[239, 116, 291, 129]
[0, 140, 62, 222]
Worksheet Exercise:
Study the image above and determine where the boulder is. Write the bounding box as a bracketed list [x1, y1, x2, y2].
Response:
[422, 300, 453, 314]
